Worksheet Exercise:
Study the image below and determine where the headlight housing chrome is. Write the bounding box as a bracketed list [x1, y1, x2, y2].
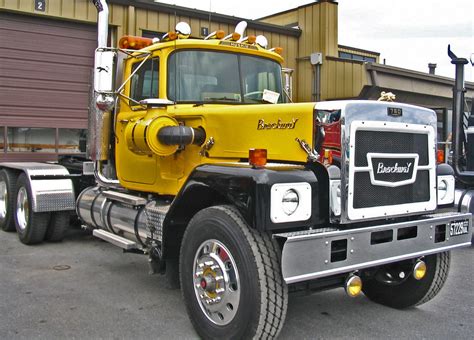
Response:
[437, 175, 455, 205]
[271, 182, 311, 223]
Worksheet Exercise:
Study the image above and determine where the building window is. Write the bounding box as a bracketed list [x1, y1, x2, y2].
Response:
[339, 51, 376, 63]
[7, 127, 55, 153]
[0, 126, 86, 158]
[58, 129, 85, 154]
[0, 127, 4, 152]
[142, 30, 164, 40]
[130, 58, 159, 104]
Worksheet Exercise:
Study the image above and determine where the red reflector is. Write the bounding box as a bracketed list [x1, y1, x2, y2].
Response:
[249, 149, 267, 167]
[437, 149, 445, 163]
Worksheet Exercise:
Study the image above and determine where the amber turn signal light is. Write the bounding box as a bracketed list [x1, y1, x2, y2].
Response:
[249, 149, 267, 167]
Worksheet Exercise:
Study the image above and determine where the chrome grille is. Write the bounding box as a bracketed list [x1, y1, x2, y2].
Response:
[348, 121, 436, 220]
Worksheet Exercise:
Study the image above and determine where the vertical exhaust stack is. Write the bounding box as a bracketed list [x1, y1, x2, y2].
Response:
[89, 0, 119, 186]
[447, 45, 474, 185]
[94, 0, 109, 48]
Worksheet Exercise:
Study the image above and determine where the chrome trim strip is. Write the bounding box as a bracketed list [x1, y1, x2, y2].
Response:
[278, 212, 472, 284]
[284, 243, 471, 284]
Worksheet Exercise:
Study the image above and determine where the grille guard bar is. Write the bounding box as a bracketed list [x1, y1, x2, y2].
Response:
[274, 212, 472, 284]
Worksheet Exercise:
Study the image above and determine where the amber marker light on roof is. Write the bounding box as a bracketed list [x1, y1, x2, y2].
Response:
[231, 32, 241, 41]
[161, 31, 178, 42]
[247, 35, 256, 44]
[119, 36, 153, 50]
[249, 149, 267, 168]
[271, 47, 284, 55]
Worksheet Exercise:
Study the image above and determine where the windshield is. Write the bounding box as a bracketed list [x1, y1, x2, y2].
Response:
[168, 50, 284, 104]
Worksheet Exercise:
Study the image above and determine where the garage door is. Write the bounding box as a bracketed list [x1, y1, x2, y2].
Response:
[0, 12, 97, 128]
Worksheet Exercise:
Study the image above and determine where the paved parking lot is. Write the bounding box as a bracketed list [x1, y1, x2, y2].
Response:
[1, 226, 473, 339]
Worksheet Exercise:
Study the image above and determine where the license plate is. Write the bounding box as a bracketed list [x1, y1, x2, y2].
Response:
[448, 220, 469, 237]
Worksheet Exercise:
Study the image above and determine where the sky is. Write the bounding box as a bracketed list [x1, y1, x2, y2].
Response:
[154, 0, 473, 81]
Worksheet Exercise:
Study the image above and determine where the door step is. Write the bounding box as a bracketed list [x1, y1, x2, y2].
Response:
[93, 229, 137, 250]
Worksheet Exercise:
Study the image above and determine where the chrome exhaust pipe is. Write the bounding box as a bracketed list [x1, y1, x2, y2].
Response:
[89, 0, 120, 186]
[93, 0, 109, 48]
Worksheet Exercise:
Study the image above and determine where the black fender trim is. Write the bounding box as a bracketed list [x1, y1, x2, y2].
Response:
[162, 163, 329, 259]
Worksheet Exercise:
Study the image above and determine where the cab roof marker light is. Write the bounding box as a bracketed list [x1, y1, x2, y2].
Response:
[237, 35, 256, 44]
[269, 47, 284, 55]
[162, 31, 178, 42]
[223, 32, 241, 41]
[204, 30, 226, 40]
[118, 36, 153, 50]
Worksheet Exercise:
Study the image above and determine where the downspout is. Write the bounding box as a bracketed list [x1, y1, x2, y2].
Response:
[448, 45, 474, 185]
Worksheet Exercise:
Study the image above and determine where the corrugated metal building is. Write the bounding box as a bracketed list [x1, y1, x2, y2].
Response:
[0, 0, 472, 161]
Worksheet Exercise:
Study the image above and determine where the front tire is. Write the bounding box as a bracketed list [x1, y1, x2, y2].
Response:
[363, 252, 450, 309]
[14, 173, 50, 245]
[0, 169, 17, 232]
[180, 205, 288, 339]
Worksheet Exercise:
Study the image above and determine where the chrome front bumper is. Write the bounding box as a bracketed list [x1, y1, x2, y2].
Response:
[275, 212, 472, 284]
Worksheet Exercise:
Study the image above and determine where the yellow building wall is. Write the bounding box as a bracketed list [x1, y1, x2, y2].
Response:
[261, 1, 371, 102]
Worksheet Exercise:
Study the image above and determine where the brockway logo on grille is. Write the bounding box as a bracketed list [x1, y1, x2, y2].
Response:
[367, 153, 419, 187]
[376, 162, 413, 174]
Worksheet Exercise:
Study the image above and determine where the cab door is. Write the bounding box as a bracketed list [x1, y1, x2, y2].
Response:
[116, 57, 159, 185]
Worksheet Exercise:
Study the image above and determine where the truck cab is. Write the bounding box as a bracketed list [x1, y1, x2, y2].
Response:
[0, 1, 472, 339]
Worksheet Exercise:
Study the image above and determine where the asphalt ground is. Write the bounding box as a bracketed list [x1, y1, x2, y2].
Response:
[0, 226, 473, 339]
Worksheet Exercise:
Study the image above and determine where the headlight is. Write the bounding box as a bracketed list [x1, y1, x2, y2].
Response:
[282, 189, 299, 215]
[271, 182, 311, 223]
[330, 180, 341, 216]
[437, 175, 455, 205]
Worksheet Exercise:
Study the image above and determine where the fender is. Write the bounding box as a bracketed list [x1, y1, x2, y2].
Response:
[0, 162, 75, 212]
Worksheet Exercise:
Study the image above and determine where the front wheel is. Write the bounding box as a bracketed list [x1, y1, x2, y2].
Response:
[363, 252, 450, 309]
[180, 205, 288, 339]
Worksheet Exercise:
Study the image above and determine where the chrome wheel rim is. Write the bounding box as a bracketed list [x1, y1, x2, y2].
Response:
[16, 187, 29, 231]
[0, 181, 7, 223]
[193, 239, 240, 326]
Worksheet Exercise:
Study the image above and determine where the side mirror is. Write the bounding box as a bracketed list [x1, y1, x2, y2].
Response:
[94, 49, 117, 93]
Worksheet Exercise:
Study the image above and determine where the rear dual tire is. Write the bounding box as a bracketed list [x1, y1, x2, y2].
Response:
[0, 169, 17, 232]
[14, 173, 50, 245]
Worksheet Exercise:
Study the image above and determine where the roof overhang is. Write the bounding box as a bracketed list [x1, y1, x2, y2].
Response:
[362, 63, 474, 107]
[109, 0, 301, 37]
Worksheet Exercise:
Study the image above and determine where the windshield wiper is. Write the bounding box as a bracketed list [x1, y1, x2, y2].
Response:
[207, 97, 240, 102]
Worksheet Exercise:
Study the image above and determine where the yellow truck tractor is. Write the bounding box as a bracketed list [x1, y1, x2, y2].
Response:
[0, 1, 472, 338]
